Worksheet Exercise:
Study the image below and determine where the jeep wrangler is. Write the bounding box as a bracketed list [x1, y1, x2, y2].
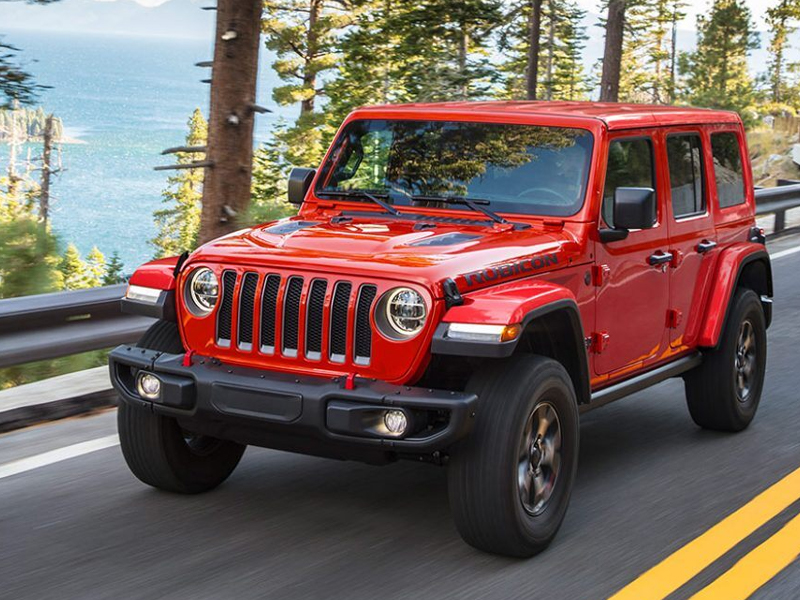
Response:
[111, 101, 772, 558]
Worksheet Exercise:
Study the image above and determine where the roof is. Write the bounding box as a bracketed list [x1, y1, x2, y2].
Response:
[354, 101, 742, 130]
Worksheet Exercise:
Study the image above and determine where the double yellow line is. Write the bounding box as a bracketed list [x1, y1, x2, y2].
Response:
[608, 466, 800, 600]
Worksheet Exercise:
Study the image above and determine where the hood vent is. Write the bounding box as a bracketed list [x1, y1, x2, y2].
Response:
[410, 233, 483, 247]
[263, 221, 320, 235]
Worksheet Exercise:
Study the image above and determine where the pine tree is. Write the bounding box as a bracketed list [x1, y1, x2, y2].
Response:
[391, 0, 503, 102]
[249, 124, 296, 223]
[499, 0, 588, 101]
[60, 243, 91, 290]
[262, 0, 354, 167]
[765, 0, 800, 106]
[102, 251, 126, 285]
[617, 0, 686, 103]
[152, 109, 207, 258]
[678, 0, 759, 116]
[85, 246, 106, 288]
[325, 0, 414, 122]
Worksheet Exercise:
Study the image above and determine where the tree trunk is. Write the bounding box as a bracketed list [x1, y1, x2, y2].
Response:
[526, 0, 543, 101]
[458, 20, 469, 99]
[545, 0, 556, 100]
[198, 0, 263, 245]
[669, 3, 678, 103]
[599, 0, 626, 102]
[302, 0, 321, 115]
[39, 114, 54, 225]
[7, 101, 20, 201]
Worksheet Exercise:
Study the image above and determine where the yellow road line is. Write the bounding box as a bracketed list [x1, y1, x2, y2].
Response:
[608, 466, 800, 600]
[690, 512, 800, 600]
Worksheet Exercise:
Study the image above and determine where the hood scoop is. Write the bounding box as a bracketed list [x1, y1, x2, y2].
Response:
[409, 232, 483, 247]
[263, 221, 320, 235]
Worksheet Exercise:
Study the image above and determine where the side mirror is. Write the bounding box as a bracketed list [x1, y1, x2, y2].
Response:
[287, 167, 317, 205]
[614, 187, 656, 230]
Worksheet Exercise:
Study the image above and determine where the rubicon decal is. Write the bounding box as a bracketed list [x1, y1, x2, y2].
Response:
[461, 253, 559, 287]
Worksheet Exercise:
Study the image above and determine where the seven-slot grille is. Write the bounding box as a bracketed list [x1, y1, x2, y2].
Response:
[216, 271, 378, 366]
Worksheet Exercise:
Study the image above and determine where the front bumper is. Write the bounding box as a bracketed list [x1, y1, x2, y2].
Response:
[109, 345, 478, 459]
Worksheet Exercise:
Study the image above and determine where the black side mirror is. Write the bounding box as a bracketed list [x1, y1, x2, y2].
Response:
[287, 167, 317, 205]
[614, 187, 656, 230]
[599, 187, 656, 243]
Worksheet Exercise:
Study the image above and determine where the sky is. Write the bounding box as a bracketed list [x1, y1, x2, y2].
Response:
[0, 0, 777, 39]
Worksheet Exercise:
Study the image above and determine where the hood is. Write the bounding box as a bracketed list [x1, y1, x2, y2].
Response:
[188, 214, 590, 295]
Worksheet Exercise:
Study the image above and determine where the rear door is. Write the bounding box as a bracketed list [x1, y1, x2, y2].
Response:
[594, 133, 670, 375]
[661, 128, 718, 349]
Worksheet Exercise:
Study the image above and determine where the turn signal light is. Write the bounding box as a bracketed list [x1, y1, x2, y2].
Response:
[445, 323, 522, 343]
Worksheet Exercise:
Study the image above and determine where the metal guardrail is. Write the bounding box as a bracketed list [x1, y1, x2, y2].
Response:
[754, 180, 800, 235]
[0, 183, 799, 370]
[0, 285, 153, 369]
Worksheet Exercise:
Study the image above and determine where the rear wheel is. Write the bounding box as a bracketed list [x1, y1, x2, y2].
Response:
[117, 321, 245, 494]
[685, 288, 767, 432]
[447, 355, 579, 557]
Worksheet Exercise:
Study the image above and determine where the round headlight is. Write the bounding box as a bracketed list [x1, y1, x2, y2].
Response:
[378, 287, 427, 339]
[186, 267, 219, 316]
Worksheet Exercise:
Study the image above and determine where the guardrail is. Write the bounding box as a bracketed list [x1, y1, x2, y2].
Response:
[0, 285, 153, 369]
[754, 180, 800, 236]
[0, 184, 799, 371]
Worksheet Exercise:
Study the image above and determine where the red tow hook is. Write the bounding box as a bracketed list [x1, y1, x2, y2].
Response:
[182, 350, 196, 367]
[344, 373, 356, 391]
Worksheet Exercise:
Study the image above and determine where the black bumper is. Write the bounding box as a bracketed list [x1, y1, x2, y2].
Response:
[109, 345, 478, 458]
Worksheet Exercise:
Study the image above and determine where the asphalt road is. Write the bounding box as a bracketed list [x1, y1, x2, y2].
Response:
[2, 239, 800, 600]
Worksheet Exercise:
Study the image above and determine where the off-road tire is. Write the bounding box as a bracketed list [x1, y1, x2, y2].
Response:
[448, 355, 580, 557]
[685, 288, 767, 432]
[117, 320, 246, 494]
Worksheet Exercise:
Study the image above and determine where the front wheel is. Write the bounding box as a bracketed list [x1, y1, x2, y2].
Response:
[117, 321, 246, 494]
[447, 355, 579, 557]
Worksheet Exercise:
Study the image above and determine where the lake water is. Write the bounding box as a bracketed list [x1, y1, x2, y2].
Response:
[0, 30, 289, 270]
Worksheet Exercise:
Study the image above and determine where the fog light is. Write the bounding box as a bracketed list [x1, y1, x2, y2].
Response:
[136, 372, 161, 400]
[383, 410, 408, 436]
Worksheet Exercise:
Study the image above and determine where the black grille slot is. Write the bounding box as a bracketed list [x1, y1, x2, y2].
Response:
[305, 279, 327, 359]
[216, 270, 237, 347]
[354, 285, 377, 364]
[329, 282, 352, 362]
[259, 274, 281, 353]
[237, 272, 258, 351]
[282, 276, 304, 356]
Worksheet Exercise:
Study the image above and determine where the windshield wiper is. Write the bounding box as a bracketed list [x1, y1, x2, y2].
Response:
[316, 189, 400, 216]
[410, 195, 507, 224]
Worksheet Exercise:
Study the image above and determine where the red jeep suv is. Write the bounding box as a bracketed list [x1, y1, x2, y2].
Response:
[111, 101, 772, 557]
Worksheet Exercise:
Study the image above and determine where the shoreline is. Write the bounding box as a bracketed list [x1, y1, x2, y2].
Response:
[0, 136, 86, 145]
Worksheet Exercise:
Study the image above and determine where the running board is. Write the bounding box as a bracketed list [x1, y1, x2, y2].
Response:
[582, 352, 703, 413]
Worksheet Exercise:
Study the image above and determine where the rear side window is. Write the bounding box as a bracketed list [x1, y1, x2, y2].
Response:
[667, 133, 705, 218]
[711, 132, 746, 208]
[602, 138, 654, 227]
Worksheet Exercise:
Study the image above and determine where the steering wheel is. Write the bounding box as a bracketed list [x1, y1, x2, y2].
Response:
[516, 187, 568, 204]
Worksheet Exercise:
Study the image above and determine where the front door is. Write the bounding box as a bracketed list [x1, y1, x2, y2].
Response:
[594, 134, 670, 375]
[662, 129, 718, 348]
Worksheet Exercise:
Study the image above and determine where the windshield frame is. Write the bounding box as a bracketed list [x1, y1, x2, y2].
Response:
[311, 115, 598, 220]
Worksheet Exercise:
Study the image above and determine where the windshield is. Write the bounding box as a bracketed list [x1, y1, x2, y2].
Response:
[315, 119, 594, 217]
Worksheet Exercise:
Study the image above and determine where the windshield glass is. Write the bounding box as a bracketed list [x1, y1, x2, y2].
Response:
[315, 119, 594, 217]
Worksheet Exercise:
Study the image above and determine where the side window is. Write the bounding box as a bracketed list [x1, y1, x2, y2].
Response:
[711, 132, 746, 208]
[667, 133, 705, 218]
[602, 138, 654, 228]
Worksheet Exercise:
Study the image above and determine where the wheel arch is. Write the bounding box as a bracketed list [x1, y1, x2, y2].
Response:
[698, 245, 772, 348]
[431, 280, 590, 405]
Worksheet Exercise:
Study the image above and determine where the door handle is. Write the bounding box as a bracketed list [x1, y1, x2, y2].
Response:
[648, 251, 673, 266]
[696, 240, 717, 254]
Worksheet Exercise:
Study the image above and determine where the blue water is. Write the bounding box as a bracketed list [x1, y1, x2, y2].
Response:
[0, 30, 288, 270]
